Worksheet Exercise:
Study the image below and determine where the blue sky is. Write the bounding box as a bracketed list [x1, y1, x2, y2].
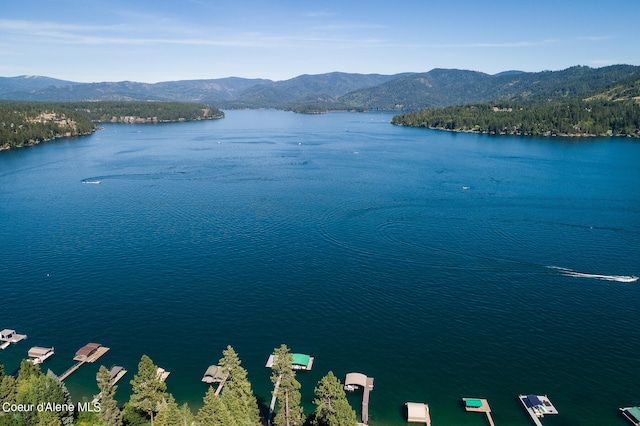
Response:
[1, 0, 638, 83]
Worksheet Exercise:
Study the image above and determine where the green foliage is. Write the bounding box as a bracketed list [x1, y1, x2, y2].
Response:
[196, 386, 236, 426]
[217, 346, 260, 426]
[310, 372, 357, 426]
[154, 394, 183, 426]
[96, 365, 123, 426]
[270, 345, 305, 426]
[0, 100, 224, 150]
[128, 355, 168, 426]
[391, 99, 640, 137]
[0, 361, 73, 426]
[0, 101, 96, 149]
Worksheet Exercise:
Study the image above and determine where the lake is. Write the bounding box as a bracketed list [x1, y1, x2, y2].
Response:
[1, 110, 639, 425]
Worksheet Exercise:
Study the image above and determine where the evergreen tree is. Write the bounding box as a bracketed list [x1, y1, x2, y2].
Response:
[270, 345, 304, 426]
[129, 355, 168, 426]
[96, 365, 123, 426]
[154, 394, 183, 426]
[179, 403, 194, 426]
[197, 386, 236, 426]
[310, 372, 357, 426]
[218, 346, 260, 426]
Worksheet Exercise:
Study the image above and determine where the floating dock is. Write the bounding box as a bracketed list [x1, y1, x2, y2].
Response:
[406, 402, 431, 425]
[59, 343, 109, 381]
[156, 367, 170, 382]
[344, 372, 374, 425]
[265, 353, 314, 371]
[27, 346, 55, 364]
[518, 394, 558, 426]
[463, 398, 495, 426]
[621, 407, 640, 425]
[0, 329, 27, 349]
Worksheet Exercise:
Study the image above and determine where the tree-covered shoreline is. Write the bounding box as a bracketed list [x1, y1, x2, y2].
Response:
[0, 101, 224, 150]
[391, 99, 640, 138]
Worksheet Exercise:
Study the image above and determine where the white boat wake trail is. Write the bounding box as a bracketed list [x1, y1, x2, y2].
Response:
[548, 266, 639, 283]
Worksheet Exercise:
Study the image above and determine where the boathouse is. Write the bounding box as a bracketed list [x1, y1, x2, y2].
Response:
[406, 402, 431, 425]
[202, 365, 225, 383]
[74, 343, 101, 360]
[265, 353, 314, 371]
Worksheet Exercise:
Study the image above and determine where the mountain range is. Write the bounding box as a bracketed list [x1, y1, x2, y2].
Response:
[2, 65, 639, 111]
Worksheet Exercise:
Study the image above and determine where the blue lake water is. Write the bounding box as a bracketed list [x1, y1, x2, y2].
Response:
[1, 109, 639, 425]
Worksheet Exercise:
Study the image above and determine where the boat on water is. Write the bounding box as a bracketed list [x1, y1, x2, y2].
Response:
[621, 407, 640, 425]
[83, 180, 101, 184]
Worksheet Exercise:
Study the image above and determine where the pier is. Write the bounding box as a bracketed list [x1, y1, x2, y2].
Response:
[518, 394, 558, 426]
[463, 398, 495, 426]
[268, 374, 282, 424]
[344, 372, 374, 425]
[59, 343, 109, 381]
[0, 329, 27, 349]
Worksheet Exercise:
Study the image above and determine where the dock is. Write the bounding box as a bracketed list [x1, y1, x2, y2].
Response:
[201, 365, 228, 395]
[620, 406, 640, 425]
[406, 402, 431, 425]
[265, 353, 314, 371]
[518, 395, 558, 426]
[0, 329, 27, 349]
[27, 346, 55, 364]
[60, 343, 109, 381]
[109, 366, 127, 385]
[463, 398, 495, 426]
[156, 367, 170, 382]
[344, 372, 374, 425]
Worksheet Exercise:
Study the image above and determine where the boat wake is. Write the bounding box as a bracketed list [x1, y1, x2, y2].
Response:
[548, 266, 638, 283]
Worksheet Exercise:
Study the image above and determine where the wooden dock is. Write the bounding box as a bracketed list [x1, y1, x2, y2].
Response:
[59, 361, 86, 381]
[344, 373, 374, 425]
[518, 395, 558, 426]
[60, 344, 110, 381]
[463, 398, 495, 426]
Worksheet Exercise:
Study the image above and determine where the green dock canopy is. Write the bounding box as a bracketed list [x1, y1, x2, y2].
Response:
[465, 399, 483, 408]
[292, 353, 310, 367]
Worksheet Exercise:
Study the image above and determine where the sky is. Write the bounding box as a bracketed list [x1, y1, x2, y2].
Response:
[1, 0, 639, 83]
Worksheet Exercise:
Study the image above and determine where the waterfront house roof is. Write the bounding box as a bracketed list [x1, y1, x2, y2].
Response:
[0, 329, 15, 338]
[75, 343, 101, 358]
[465, 399, 484, 409]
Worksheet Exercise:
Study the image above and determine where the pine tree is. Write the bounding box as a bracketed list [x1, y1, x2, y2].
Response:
[218, 345, 260, 426]
[310, 372, 357, 426]
[270, 344, 304, 426]
[154, 394, 183, 426]
[96, 365, 122, 426]
[129, 355, 168, 426]
[197, 385, 237, 426]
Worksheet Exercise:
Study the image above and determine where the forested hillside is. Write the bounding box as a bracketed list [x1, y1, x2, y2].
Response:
[0, 101, 223, 149]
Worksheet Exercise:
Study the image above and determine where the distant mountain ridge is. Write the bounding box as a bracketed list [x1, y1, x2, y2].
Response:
[2, 65, 639, 111]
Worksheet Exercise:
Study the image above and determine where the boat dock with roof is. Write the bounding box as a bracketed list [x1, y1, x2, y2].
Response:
[59, 343, 110, 381]
[265, 353, 314, 371]
[463, 398, 495, 426]
[406, 402, 431, 425]
[156, 367, 170, 382]
[519, 394, 558, 426]
[0, 329, 27, 349]
[27, 346, 55, 364]
[621, 407, 640, 425]
[109, 366, 127, 385]
[201, 365, 228, 395]
[344, 372, 374, 425]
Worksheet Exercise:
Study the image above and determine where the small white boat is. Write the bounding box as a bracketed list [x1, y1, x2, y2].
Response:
[83, 180, 101, 184]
